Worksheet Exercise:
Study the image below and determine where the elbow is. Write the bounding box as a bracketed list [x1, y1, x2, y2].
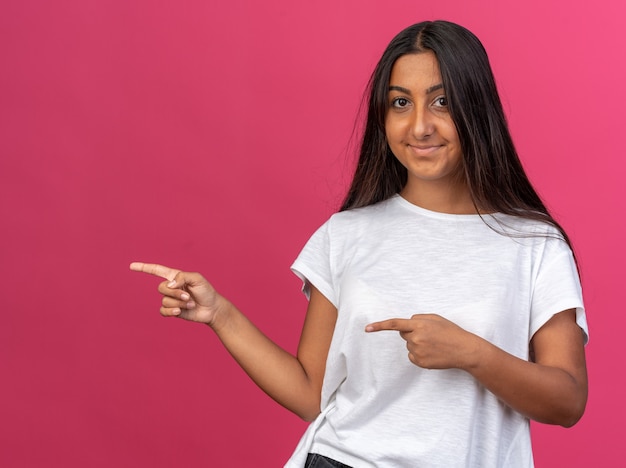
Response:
[559, 400, 587, 428]
[551, 389, 587, 428]
[532, 385, 587, 428]
[298, 407, 321, 422]
[563, 385, 588, 427]
[300, 413, 320, 423]
[560, 419, 580, 429]
[553, 372, 589, 428]
[291, 395, 321, 422]
[559, 414, 582, 428]
[287, 383, 322, 422]
[537, 403, 585, 428]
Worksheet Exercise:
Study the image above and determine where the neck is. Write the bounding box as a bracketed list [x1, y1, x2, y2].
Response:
[400, 180, 477, 214]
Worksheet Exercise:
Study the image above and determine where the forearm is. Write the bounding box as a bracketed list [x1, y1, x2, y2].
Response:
[465, 335, 587, 427]
[210, 300, 322, 421]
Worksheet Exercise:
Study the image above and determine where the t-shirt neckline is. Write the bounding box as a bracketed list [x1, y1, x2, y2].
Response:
[392, 194, 488, 222]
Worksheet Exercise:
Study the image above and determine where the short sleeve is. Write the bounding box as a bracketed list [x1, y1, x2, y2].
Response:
[290, 220, 338, 307]
[530, 238, 588, 344]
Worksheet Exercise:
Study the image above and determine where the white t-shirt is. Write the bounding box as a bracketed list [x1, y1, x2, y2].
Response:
[286, 195, 587, 468]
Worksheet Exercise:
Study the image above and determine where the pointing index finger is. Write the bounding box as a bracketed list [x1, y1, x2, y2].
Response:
[129, 262, 181, 281]
[365, 318, 414, 333]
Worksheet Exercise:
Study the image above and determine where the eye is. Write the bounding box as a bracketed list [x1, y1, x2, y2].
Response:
[391, 97, 410, 109]
[433, 96, 448, 108]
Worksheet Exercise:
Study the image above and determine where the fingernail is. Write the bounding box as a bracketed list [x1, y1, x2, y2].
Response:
[167, 280, 176, 288]
[186, 301, 195, 308]
[181, 293, 190, 301]
[172, 308, 181, 315]
[365, 325, 374, 332]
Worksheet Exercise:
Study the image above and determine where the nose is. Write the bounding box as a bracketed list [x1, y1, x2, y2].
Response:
[410, 105, 435, 139]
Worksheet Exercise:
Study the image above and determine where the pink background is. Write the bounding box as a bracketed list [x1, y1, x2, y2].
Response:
[1, 0, 624, 466]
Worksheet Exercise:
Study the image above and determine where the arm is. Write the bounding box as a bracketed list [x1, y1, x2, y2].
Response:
[366, 309, 587, 427]
[130, 262, 337, 421]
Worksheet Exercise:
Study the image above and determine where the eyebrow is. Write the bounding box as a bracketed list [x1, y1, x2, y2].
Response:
[389, 83, 444, 95]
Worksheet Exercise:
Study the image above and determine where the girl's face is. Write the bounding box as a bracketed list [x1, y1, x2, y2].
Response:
[385, 52, 464, 199]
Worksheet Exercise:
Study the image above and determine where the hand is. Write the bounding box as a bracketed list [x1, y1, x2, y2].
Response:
[365, 314, 480, 370]
[130, 262, 228, 327]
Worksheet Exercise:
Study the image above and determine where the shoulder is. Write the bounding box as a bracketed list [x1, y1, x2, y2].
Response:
[488, 215, 577, 276]
[298, 197, 404, 253]
[327, 196, 401, 233]
[487, 213, 566, 242]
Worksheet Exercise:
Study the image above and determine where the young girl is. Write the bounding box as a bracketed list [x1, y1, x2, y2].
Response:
[131, 20, 588, 467]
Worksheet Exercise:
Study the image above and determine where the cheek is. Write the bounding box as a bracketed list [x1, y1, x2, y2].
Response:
[384, 118, 404, 144]
[444, 120, 461, 145]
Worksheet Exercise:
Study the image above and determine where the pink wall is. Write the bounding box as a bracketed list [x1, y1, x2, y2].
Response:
[1, 0, 624, 466]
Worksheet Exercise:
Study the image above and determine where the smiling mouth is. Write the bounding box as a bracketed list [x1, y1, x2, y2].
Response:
[409, 145, 442, 156]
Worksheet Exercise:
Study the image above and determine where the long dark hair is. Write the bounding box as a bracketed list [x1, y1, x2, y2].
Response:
[341, 20, 573, 249]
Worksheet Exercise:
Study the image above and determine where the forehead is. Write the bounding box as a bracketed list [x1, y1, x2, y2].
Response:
[389, 52, 442, 89]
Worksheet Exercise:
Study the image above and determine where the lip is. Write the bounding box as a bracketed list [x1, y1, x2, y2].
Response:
[408, 144, 442, 156]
